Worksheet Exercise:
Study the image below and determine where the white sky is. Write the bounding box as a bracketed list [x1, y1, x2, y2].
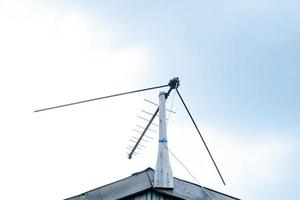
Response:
[0, 1, 299, 200]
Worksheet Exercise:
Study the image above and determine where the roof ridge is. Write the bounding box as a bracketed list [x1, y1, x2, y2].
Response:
[131, 167, 154, 176]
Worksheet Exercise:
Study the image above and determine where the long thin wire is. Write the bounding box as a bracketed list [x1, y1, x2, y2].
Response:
[176, 88, 226, 186]
[34, 84, 169, 112]
[163, 144, 218, 200]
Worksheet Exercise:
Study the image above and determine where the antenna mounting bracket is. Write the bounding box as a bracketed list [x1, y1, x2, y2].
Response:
[168, 77, 180, 90]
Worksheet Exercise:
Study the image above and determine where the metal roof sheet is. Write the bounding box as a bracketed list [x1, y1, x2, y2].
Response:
[65, 168, 240, 200]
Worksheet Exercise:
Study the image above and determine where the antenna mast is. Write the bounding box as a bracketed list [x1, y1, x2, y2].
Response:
[127, 78, 179, 159]
[154, 91, 174, 189]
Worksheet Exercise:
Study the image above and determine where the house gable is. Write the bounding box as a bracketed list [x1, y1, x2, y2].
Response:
[65, 168, 240, 200]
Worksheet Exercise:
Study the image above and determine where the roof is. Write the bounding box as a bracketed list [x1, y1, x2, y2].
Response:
[65, 168, 240, 200]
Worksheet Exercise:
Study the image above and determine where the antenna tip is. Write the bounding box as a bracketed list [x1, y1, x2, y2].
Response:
[128, 154, 132, 159]
[168, 77, 180, 89]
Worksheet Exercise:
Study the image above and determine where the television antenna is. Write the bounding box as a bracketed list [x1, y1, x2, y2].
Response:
[34, 77, 226, 185]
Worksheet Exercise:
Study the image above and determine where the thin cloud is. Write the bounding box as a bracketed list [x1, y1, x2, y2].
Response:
[0, 1, 151, 200]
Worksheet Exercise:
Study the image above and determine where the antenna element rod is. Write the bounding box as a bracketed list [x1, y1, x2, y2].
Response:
[128, 107, 159, 159]
[176, 88, 226, 186]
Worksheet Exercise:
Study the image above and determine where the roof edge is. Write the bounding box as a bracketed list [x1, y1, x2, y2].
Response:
[172, 176, 241, 200]
[65, 168, 153, 200]
[65, 168, 241, 200]
[131, 167, 154, 176]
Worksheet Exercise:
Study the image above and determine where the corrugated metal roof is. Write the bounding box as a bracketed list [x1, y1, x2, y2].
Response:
[65, 168, 240, 200]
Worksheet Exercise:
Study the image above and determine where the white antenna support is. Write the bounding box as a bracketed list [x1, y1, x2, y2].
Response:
[35, 77, 226, 185]
[154, 91, 174, 189]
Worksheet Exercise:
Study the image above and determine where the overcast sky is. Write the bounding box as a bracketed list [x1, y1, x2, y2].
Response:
[0, 1, 299, 200]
